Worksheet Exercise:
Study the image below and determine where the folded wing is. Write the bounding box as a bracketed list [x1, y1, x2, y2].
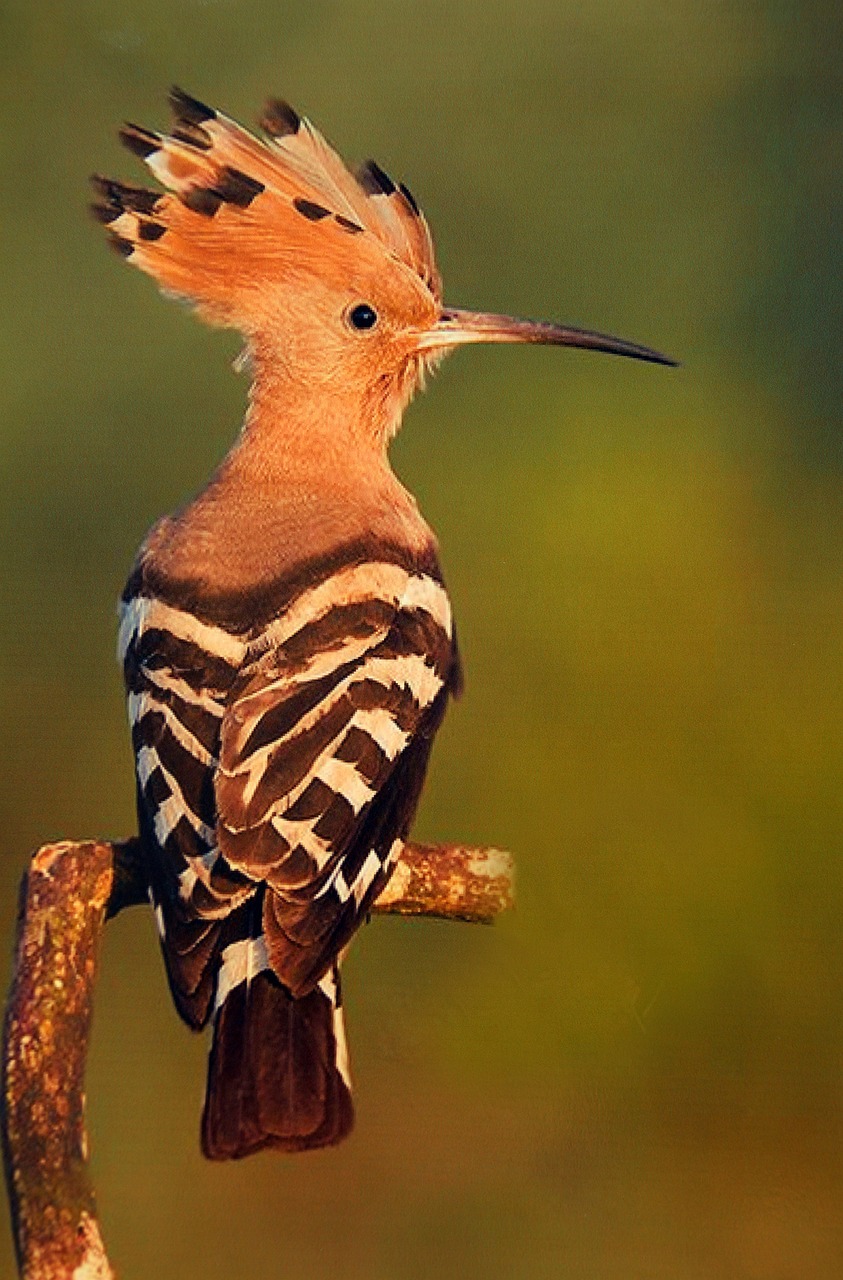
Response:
[215, 561, 458, 997]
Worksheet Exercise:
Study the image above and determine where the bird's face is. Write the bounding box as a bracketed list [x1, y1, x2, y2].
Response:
[257, 257, 444, 441]
[262, 251, 677, 449]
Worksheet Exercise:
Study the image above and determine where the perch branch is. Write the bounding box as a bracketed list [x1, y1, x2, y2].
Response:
[2, 836, 513, 1278]
[373, 841, 513, 922]
[2, 841, 115, 1280]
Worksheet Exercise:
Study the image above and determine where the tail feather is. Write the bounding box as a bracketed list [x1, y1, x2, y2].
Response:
[202, 964, 353, 1159]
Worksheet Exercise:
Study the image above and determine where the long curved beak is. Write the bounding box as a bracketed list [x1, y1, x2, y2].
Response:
[416, 308, 677, 367]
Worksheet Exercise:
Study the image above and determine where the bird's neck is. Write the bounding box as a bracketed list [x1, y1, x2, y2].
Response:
[143, 359, 435, 594]
[234, 356, 383, 485]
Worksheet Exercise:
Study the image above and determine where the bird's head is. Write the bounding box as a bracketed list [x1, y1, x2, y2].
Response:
[93, 89, 674, 448]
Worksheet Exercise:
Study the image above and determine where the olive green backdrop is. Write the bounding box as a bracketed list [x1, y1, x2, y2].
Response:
[1, 2, 841, 1276]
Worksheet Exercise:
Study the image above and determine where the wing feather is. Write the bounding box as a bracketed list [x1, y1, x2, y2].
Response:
[216, 573, 456, 996]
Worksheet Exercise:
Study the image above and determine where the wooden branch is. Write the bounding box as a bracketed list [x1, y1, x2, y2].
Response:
[374, 841, 514, 922]
[2, 841, 116, 1280]
[102, 836, 515, 924]
[2, 837, 513, 1278]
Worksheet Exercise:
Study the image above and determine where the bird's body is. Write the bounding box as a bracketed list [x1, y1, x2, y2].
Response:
[96, 88, 673, 1160]
[120, 525, 457, 1156]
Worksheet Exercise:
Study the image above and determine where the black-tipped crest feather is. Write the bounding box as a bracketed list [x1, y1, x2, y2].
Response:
[261, 97, 301, 138]
[358, 159, 396, 196]
[169, 85, 217, 124]
[119, 122, 161, 159]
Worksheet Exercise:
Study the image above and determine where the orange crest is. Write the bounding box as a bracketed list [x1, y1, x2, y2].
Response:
[92, 88, 441, 334]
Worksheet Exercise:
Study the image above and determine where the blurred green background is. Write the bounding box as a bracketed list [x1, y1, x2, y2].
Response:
[1, 1, 842, 1276]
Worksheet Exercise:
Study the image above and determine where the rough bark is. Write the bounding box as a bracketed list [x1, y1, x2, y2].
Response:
[2, 841, 115, 1280]
[374, 841, 514, 922]
[2, 836, 513, 1278]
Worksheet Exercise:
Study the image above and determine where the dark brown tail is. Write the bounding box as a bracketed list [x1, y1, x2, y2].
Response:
[201, 964, 353, 1159]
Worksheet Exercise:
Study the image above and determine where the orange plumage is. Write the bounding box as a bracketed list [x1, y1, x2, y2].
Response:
[94, 89, 437, 342]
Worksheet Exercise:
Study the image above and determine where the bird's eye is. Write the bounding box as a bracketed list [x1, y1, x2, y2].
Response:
[348, 303, 378, 332]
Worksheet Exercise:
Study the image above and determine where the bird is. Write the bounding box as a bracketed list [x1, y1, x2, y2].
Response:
[92, 87, 675, 1160]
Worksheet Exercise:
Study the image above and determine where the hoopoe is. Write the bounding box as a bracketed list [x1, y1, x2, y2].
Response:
[93, 88, 674, 1160]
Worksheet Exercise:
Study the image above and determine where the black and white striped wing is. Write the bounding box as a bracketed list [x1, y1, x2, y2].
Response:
[119, 594, 257, 1024]
[215, 561, 457, 998]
